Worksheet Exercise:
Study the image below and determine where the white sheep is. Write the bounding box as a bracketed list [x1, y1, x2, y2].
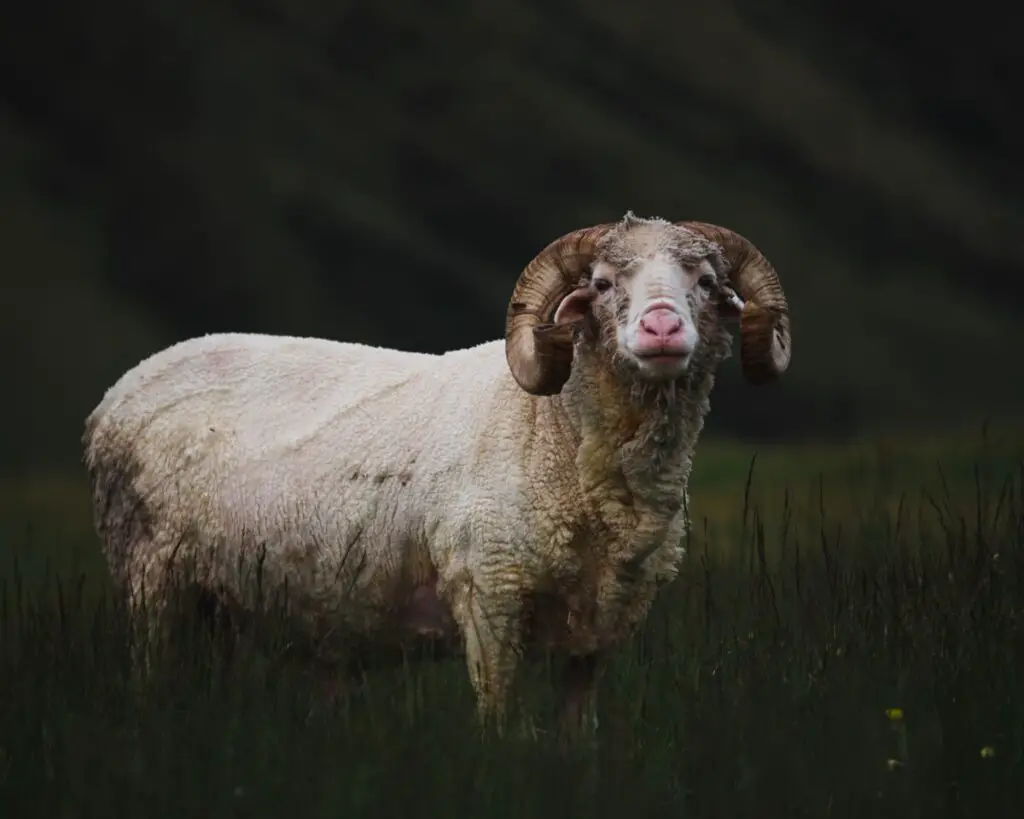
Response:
[83, 211, 791, 742]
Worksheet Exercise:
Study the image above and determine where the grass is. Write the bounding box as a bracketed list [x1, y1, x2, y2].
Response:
[1, 428, 1023, 817]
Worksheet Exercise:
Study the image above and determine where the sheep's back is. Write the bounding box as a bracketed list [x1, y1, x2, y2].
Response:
[82, 333, 524, 602]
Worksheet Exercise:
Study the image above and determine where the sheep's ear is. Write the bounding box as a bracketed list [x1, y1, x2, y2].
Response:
[553, 285, 597, 326]
[717, 287, 744, 323]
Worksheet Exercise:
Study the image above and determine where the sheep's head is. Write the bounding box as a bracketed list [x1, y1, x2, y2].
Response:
[505, 212, 792, 395]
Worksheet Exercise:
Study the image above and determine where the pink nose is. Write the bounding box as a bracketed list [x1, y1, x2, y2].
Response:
[635, 307, 690, 356]
[639, 308, 683, 340]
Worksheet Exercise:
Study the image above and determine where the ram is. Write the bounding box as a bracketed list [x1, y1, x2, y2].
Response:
[83, 212, 791, 742]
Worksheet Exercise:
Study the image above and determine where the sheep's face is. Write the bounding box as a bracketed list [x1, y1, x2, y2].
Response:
[553, 219, 733, 382]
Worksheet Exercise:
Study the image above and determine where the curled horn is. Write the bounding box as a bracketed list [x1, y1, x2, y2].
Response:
[504, 225, 614, 395]
[677, 221, 791, 384]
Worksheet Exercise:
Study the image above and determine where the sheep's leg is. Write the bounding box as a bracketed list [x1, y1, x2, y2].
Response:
[515, 690, 542, 742]
[125, 543, 212, 683]
[558, 652, 603, 749]
[124, 556, 173, 681]
[127, 595, 163, 683]
[453, 579, 524, 737]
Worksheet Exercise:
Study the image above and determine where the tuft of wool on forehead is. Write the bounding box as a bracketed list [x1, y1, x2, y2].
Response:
[595, 210, 725, 270]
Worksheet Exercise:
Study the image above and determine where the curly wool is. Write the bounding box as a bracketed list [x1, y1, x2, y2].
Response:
[84, 324, 731, 660]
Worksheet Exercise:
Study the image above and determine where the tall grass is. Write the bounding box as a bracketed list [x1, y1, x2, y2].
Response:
[1, 434, 1022, 817]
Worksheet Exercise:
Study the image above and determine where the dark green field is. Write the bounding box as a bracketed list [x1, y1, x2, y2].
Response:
[2, 429, 1022, 817]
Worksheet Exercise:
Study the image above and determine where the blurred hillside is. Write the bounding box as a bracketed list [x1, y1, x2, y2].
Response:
[2, 0, 1022, 474]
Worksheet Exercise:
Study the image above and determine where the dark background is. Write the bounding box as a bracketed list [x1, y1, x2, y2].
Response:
[3, 0, 1022, 475]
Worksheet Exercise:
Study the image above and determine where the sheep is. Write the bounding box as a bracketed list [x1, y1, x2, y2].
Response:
[83, 211, 791, 743]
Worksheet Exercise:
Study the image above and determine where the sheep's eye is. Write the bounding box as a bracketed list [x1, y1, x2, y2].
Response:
[697, 274, 716, 291]
[592, 278, 613, 293]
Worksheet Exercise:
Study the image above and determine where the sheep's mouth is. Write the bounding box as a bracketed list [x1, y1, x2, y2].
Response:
[633, 350, 690, 363]
[632, 346, 693, 364]
[630, 350, 693, 378]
